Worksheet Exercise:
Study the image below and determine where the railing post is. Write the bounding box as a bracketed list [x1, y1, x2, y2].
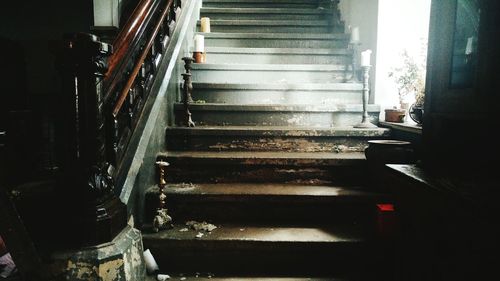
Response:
[57, 33, 127, 245]
[354, 65, 377, 128]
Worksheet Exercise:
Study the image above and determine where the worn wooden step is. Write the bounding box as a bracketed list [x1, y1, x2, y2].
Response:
[190, 63, 348, 83]
[190, 82, 362, 105]
[201, 32, 349, 48]
[157, 151, 368, 183]
[174, 103, 380, 127]
[144, 183, 390, 224]
[197, 19, 331, 33]
[142, 223, 385, 276]
[200, 7, 332, 20]
[165, 126, 390, 152]
[203, 0, 322, 9]
[146, 277, 346, 281]
[201, 47, 352, 65]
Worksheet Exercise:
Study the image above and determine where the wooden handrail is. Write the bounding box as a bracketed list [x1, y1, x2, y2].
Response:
[112, 0, 173, 117]
[104, 0, 162, 100]
[112, 0, 154, 56]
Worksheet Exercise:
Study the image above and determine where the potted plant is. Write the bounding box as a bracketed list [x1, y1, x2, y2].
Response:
[387, 50, 426, 123]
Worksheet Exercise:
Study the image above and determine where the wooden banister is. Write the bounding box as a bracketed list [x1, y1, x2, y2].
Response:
[112, 0, 172, 118]
[104, 0, 161, 99]
[101, 0, 180, 168]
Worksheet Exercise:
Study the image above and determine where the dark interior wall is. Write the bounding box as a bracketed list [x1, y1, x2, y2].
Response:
[422, 0, 500, 173]
[0, 1, 94, 181]
[0, 1, 93, 97]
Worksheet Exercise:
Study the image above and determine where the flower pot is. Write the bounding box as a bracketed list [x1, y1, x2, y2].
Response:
[364, 140, 415, 164]
[384, 109, 406, 123]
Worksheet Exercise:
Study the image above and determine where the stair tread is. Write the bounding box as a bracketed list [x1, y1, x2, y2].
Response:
[201, 7, 331, 14]
[146, 277, 343, 281]
[198, 19, 330, 26]
[204, 0, 322, 3]
[191, 63, 346, 71]
[160, 151, 366, 160]
[192, 82, 362, 90]
[204, 47, 351, 55]
[199, 32, 349, 40]
[148, 183, 385, 198]
[143, 224, 366, 243]
[166, 125, 389, 136]
[175, 103, 380, 112]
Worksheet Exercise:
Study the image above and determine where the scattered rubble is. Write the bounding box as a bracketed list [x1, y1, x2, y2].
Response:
[157, 274, 171, 281]
[195, 232, 204, 239]
[179, 228, 189, 232]
[185, 221, 217, 232]
[175, 182, 197, 189]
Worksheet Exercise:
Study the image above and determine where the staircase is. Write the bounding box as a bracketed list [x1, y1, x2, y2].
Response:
[143, 0, 394, 279]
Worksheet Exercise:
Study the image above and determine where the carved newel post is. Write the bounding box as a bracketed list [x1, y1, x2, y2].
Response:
[153, 161, 172, 232]
[58, 33, 127, 246]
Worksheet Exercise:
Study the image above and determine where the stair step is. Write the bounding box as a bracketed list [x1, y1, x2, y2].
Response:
[202, 47, 352, 64]
[165, 126, 390, 152]
[142, 223, 379, 275]
[201, 7, 332, 20]
[147, 278, 344, 281]
[190, 63, 348, 83]
[203, 0, 322, 9]
[190, 82, 362, 104]
[197, 19, 331, 33]
[201, 32, 349, 48]
[174, 103, 380, 127]
[145, 183, 389, 223]
[157, 151, 368, 183]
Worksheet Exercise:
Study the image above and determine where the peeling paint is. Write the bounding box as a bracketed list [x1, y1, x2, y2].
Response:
[66, 260, 97, 280]
[99, 259, 124, 281]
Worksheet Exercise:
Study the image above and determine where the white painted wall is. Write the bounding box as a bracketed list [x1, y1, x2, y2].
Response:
[93, 0, 123, 27]
[339, 0, 379, 102]
[374, 0, 431, 113]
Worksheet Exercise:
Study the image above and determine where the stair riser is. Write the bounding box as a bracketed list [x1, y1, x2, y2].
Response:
[191, 89, 361, 104]
[142, 241, 376, 276]
[203, 3, 320, 9]
[166, 135, 369, 152]
[145, 193, 378, 225]
[163, 164, 366, 184]
[175, 110, 379, 127]
[205, 37, 348, 48]
[198, 24, 330, 33]
[201, 12, 330, 20]
[190, 69, 347, 83]
[205, 52, 350, 65]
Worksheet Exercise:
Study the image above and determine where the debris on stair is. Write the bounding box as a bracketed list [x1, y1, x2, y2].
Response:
[195, 232, 204, 239]
[179, 228, 189, 232]
[172, 182, 196, 189]
[144, 249, 160, 275]
[186, 220, 218, 232]
[157, 274, 171, 281]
